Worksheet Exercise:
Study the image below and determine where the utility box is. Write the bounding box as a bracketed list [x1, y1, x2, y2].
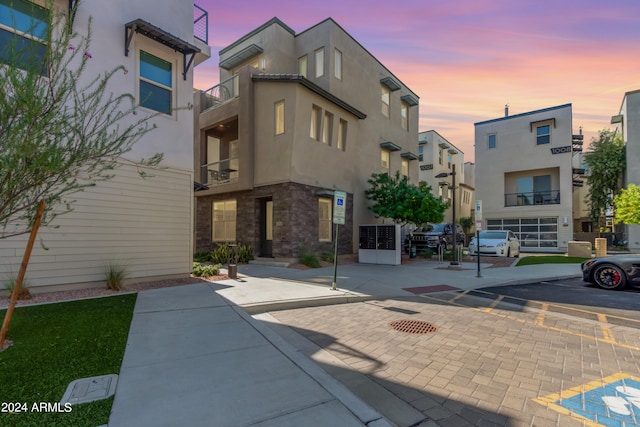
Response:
[358, 224, 401, 265]
[595, 238, 607, 258]
[567, 241, 591, 258]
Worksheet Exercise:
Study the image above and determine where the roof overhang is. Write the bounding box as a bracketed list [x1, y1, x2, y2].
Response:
[401, 152, 418, 160]
[219, 44, 264, 70]
[380, 76, 401, 91]
[401, 94, 419, 107]
[125, 19, 201, 80]
[380, 141, 401, 151]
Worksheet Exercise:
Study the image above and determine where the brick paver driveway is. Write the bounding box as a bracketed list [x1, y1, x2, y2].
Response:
[270, 290, 640, 426]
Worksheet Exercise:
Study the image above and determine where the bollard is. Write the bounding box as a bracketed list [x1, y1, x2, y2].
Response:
[594, 238, 607, 258]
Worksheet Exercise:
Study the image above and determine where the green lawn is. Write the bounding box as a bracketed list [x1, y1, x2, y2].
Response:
[0, 294, 136, 427]
[516, 255, 589, 266]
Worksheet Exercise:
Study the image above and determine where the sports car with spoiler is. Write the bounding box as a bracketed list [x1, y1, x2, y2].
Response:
[581, 255, 640, 290]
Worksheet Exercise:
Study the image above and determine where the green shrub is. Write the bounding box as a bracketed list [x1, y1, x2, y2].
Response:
[192, 262, 222, 277]
[419, 248, 434, 258]
[2, 275, 32, 300]
[194, 251, 212, 263]
[300, 253, 321, 268]
[237, 243, 254, 263]
[211, 243, 231, 264]
[320, 251, 335, 263]
[104, 262, 128, 291]
[212, 242, 254, 264]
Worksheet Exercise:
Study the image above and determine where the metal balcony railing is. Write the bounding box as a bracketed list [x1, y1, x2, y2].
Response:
[200, 75, 238, 111]
[194, 4, 208, 44]
[201, 157, 239, 185]
[505, 190, 560, 207]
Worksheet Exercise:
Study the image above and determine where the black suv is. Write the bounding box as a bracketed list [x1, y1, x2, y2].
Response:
[405, 223, 465, 253]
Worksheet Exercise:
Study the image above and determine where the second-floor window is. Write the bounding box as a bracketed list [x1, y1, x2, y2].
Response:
[381, 85, 390, 117]
[536, 125, 551, 145]
[334, 48, 342, 80]
[139, 50, 173, 115]
[402, 158, 409, 178]
[0, 0, 49, 73]
[381, 149, 390, 174]
[401, 102, 408, 130]
[418, 145, 424, 161]
[275, 100, 284, 135]
[438, 149, 443, 165]
[322, 111, 333, 145]
[298, 55, 307, 78]
[488, 134, 496, 149]
[315, 47, 324, 78]
[337, 119, 347, 151]
[310, 105, 321, 140]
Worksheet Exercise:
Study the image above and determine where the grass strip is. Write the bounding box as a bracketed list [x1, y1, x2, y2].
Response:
[0, 294, 136, 427]
[516, 255, 589, 266]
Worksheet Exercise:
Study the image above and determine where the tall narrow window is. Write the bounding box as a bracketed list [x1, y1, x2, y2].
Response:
[402, 158, 409, 178]
[536, 125, 551, 145]
[322, 111, 333, 145]
[315, 48, 324, 78]
[318, 198, 332, 242]
[310, 105, 321, 140]
[0, 0, 49, 72]
[381, 85, 390, 117]
[447, 153, 452, 169]
[212, 200, 236, 241]
[438, 149, 443, 165]
[488, 134, 496, 149]
[381, 150, 390, 174]
[418, 145, 424, 161]
[275, 100, 285, 135]
[337, 119, 347, 151]
[139, 50, 173, 115]
[298, 55, 307, 78]
[401, 102, 408, 130]
[334, 48, 342, 80]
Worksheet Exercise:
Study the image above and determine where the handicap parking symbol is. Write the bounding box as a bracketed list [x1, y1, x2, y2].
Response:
[535, 373, 640, 426]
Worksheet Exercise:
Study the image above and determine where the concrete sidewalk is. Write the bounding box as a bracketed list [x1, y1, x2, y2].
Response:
[109, 260, 582, 426]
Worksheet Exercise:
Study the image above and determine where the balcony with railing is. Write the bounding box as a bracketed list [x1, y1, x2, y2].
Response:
[201, 157, 239, 185]
[505, 190, 560, 207]
[200, 74, 239, 112]
[193, 4, 208, 44]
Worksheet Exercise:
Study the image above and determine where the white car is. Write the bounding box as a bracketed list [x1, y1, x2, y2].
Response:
[469, 230, 520, 257]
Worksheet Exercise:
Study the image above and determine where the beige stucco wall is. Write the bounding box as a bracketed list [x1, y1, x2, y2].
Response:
[619, 91, 640, 250]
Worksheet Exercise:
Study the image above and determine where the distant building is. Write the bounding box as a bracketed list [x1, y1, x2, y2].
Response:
[474, 104, 583, 252]
[613, 90, 640, 251]
[0, 0, 211, 290]
[418, 131, 474, 226]
[194, 18, 420, 258]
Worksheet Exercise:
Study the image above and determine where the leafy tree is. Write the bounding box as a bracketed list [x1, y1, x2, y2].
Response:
[614, 184, 640, 224]
[364, 172, 446, 225]
[459, 216, 474, 234]
[0, 1, 162, 239]
[583, 129, 626, 227]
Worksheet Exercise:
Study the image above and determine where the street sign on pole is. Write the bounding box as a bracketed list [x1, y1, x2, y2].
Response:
[333, 191, 346, 225]
[474, 200, 482, 220]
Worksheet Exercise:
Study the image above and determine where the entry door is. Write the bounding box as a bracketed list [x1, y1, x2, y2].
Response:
[260, 199, 273, 257]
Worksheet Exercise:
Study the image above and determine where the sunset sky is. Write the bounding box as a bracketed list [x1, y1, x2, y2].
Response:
[194, 0, 640, 162]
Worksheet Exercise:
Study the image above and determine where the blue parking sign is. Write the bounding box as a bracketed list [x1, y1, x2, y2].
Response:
[535, 373, 640, 426]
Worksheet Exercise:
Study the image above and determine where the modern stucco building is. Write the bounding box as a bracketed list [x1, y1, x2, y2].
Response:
[194, 17, 420, 258]
[0, 0, 210, 290]
[418, 130, 474, 225]
[613, 90, 640, 251]
[474, 104, 583, 252]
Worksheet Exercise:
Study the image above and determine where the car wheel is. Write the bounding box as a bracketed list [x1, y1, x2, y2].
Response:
[592, 264, 627, 290]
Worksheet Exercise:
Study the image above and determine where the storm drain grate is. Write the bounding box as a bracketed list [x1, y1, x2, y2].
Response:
[389, 320, 438, 334]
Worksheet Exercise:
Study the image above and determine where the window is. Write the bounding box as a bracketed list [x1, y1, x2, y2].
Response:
[488, 134, 496, 149]
[438, 149, 443, 165]
[401, 102, 408, 130]
[322, 111, 333, 145]
[381, 150, 390, 174]
[315, 48, 324, 78]
[447, 153, 452, 169]
[536, 125, 550, 145]
[318, 198, 332, 242]
[516, 175, 552, 205]
[337, 119, 347, 151]
[0, 0, 49, 73]
[381, 85, 390, 117]
[401, 158, 409, 178]
[298, 55, 307, 78]
[212, 200, 236, 242]
[334, 48, 342, 80]
[310, 105, 321, 140]
[275, 100, 285, 135]
[139, 50, 173, 115]
[418, 145, 424, 161]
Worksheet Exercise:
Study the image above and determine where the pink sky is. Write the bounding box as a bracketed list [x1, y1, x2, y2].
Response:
[193, 0, 640, 162]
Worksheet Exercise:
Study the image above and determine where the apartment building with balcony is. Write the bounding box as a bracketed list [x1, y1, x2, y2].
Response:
[0, 0, 210, 290]
[418, 130, 474, 224]
[474, 104, 582, 252]
[613, 89, 640, 251]
[194, 17, 419, 258]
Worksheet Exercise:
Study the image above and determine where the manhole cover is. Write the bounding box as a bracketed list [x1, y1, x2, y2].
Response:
[389, 320, 438, 334]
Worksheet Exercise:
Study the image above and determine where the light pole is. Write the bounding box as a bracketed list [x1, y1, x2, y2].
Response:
[436, 164, 458, 266]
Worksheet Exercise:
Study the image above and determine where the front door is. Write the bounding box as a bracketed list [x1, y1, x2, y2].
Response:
[260, 198, 273, 257]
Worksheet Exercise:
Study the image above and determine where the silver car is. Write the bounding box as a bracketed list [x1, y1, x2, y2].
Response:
[469, 230, 520, 257]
